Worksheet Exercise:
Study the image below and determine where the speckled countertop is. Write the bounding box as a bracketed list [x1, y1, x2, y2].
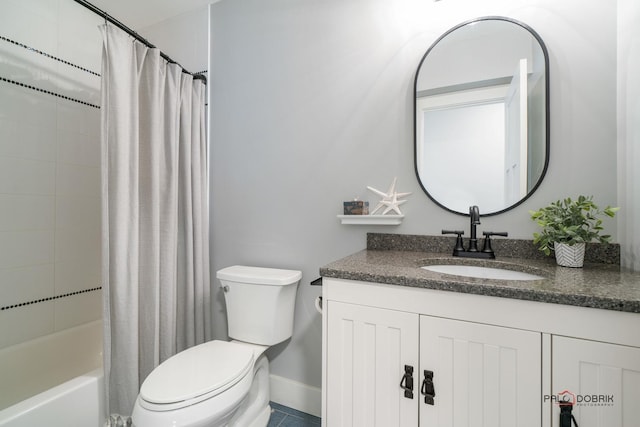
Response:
[319, 233, 640, 313]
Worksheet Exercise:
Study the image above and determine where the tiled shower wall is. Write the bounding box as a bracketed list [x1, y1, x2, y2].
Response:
[0, 0, 103, 350]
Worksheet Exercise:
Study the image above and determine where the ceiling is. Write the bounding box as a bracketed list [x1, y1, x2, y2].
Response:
[88, 0, 214, 31]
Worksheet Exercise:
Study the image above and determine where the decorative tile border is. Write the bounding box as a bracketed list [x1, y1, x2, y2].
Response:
[0, 35, 100, 77]
[1, 34, 100, 108]
[1, 286, 102, 311]
[0, 76, 100, 109]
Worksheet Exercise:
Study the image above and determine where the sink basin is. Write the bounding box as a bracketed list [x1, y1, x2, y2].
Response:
[422, 264, 544, 281]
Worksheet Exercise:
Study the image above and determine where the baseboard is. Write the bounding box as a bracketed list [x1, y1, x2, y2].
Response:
[269, 374, 321, 418]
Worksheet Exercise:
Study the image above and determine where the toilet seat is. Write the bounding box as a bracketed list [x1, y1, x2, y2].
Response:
[139, 340, 254, 411]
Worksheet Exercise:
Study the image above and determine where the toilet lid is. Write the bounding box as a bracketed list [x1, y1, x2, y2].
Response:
[140, 340, 254, 405]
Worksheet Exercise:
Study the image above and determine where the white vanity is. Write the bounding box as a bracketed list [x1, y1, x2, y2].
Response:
[320, 237, 640, 427]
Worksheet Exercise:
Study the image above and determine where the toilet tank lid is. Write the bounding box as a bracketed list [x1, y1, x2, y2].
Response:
[217, 265, 302, 286]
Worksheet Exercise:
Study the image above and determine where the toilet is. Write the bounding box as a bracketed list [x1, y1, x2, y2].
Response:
[132, 265, 301, 427]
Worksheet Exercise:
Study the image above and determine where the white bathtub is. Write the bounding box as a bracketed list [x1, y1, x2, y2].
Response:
[0, 320, 104, 427]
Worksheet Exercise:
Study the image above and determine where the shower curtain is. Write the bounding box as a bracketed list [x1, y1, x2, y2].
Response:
[100, 24, 211, 423]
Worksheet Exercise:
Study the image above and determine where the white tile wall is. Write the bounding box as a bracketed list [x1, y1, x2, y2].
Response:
[1, 301, 55, 348]
[0, 0, 104, 350]
[54, 225, 101, 296]
[0, 264, 54, 307]
[0, 195, 55, 231]
[55, 258, 100, 296]
[0, 0, 58, 58]
[57, 0, 103, 73]
[0, 156, 56, 195]
[0, 230, 55, 270]
[55, 163, 100, 197]
[57, 128, 100, 166]
[55, 195, 100, 230]
[54, 290, 102, 331]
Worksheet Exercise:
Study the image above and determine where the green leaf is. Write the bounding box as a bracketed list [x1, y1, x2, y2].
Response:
[530, 195, 619, 252]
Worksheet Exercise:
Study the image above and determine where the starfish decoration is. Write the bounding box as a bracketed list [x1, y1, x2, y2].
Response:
[367, 177, 412, 215]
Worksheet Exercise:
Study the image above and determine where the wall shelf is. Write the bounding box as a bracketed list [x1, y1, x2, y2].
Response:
[337, 215, 404, 225]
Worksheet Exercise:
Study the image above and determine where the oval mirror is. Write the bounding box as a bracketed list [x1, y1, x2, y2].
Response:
[414, 16, 549, 216]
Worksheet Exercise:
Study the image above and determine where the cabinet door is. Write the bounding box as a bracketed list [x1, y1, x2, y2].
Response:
[552, 336, 640, 427]
[326, 301, 419, 427]
[419, 316, 541, 427]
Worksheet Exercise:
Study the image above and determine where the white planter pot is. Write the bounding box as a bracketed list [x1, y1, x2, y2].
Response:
[554, 242, 586, 267]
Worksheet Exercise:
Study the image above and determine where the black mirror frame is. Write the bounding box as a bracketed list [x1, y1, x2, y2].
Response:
[413, 16, 550, 217]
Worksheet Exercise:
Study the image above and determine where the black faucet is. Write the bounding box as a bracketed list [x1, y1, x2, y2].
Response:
[468, 205, 481, 252]
[442, 205, 508, 259]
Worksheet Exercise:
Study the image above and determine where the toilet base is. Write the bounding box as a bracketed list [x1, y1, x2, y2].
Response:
[132, 344, 271, 427]
[228, 353, 271, 427]
[251, 405, 272, 427]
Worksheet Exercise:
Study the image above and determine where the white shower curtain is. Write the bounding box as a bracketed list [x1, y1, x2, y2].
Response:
[100, 24, 211, 423]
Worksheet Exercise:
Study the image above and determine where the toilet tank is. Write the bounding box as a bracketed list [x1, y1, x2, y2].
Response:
[217, 266, 301, 346]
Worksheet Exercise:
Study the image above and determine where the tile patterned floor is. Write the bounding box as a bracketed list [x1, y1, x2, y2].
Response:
[268, 402, 321, 426]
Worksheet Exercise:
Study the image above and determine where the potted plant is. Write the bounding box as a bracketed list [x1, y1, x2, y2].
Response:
[529, 196, 619, 267]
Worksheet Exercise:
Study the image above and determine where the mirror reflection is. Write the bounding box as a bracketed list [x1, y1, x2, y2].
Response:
[414, 17, 549, 215]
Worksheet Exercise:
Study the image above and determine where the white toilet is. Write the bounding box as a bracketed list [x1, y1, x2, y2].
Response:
[132, 265, 301, 427]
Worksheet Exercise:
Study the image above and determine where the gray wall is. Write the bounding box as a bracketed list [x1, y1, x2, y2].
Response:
[618, 0, 640, 271]
[209, 0, 619, 389]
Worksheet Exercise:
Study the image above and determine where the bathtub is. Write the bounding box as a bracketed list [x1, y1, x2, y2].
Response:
[0, 320, 104, 427]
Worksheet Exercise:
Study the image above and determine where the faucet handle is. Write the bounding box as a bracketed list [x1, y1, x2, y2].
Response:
[481, 231, 508, 254]
[442, 230, 465, 255]
[442, 230, 464, 235]
[483, 231, 508, 238]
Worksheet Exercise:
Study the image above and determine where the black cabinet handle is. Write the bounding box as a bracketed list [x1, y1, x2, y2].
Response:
[560, 404, 579, 427]
[399, 365, 414, 399]
[421, 370, 435, 405]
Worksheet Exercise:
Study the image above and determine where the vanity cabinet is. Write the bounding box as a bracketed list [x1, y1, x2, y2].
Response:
[326, 301, 419, 426]
[325, 300, 541, 427]
[551, 337, 640, 427]
[419, 316, 541, 427]
[322, 278, 640, 427]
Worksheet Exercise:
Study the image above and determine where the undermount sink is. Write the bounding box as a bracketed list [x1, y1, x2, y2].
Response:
[422, 264, 544, 281]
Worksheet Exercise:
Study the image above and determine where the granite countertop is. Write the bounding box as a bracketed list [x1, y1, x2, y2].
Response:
[319, 234, 640, 313]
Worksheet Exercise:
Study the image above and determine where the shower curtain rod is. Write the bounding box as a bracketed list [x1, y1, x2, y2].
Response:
[72, 0, 206, 83]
